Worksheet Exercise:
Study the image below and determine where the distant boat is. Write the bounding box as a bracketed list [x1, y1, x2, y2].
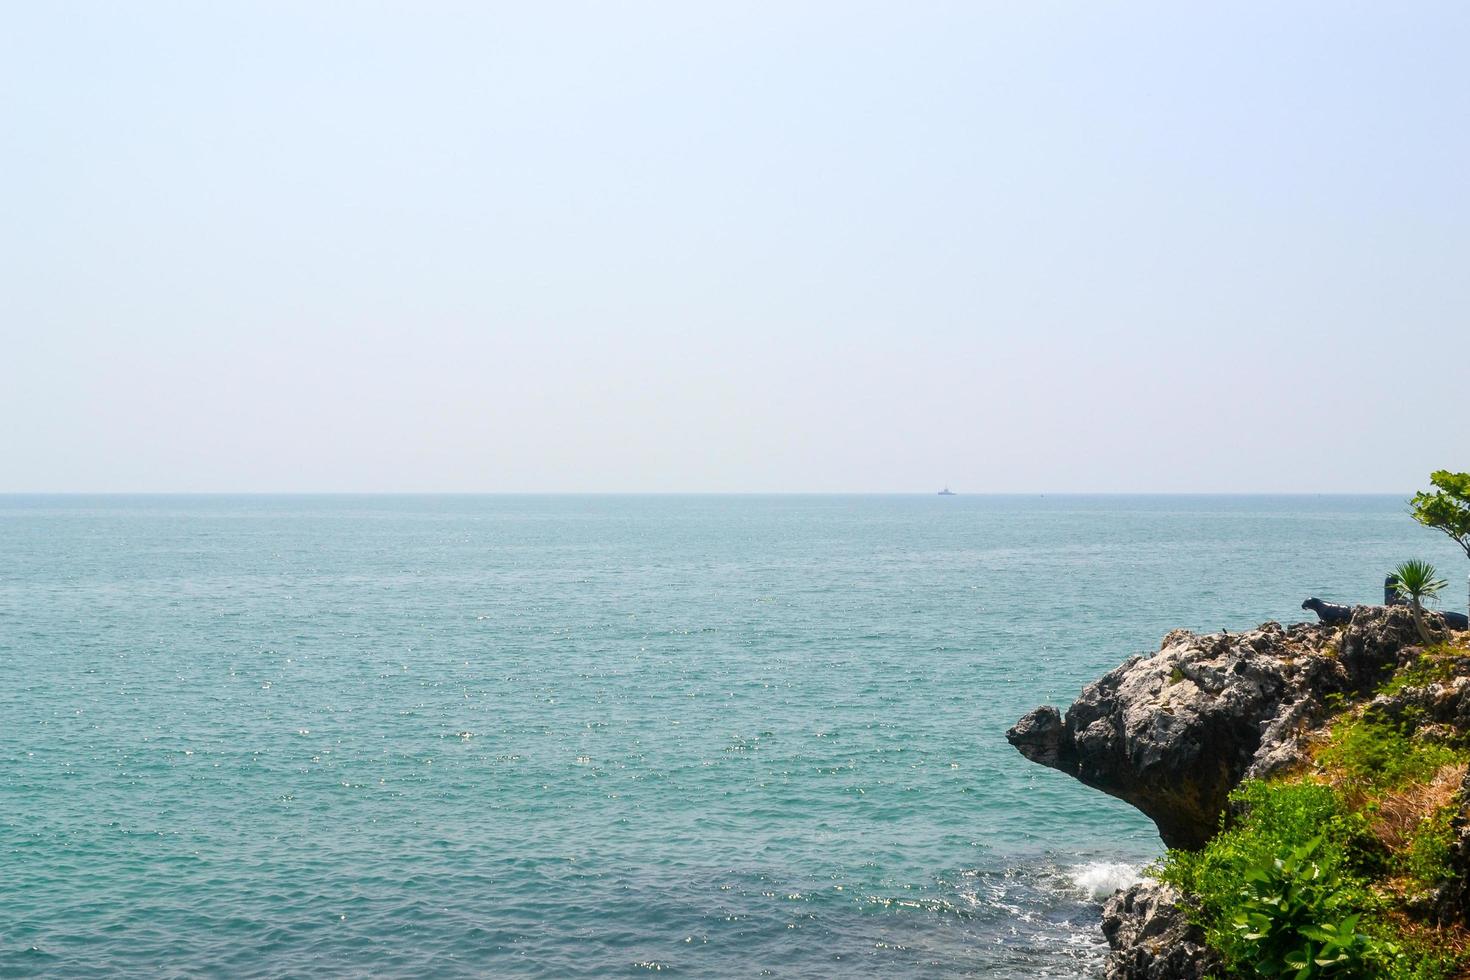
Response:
[938, 487, 956, 496]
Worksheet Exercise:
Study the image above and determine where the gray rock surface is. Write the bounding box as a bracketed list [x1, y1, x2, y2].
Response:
[1101, 881, 1222, 980]
[1006, 606, 1420, 849]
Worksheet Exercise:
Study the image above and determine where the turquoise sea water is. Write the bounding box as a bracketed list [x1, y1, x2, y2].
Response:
[3, 495, 1465, 978]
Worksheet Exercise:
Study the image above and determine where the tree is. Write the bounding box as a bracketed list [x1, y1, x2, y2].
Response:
[1391, 559, 1447, 644]
[1409, 471, 1470, 560]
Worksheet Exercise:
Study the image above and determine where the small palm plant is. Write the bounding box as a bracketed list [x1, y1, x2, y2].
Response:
[1391, 559, 1448, 644]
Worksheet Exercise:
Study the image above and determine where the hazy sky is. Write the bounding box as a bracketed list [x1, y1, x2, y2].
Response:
[3, 2, 1467, 493]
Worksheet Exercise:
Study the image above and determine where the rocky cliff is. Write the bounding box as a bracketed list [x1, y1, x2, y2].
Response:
[1007, 604, 1469, 978]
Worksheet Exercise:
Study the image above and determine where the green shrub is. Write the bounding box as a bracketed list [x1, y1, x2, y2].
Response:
[1379, 646, 1468, 697]
[1158, 781, 1376, 932]
[1228, 836, 1370, 977]
[1157, 781, 1458, 979]
[1316, 716, 1466, 793]
[1404, 807, 1457, 889]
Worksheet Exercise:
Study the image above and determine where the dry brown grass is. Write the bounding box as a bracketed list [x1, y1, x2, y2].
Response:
[1370, 762, 1468, 853]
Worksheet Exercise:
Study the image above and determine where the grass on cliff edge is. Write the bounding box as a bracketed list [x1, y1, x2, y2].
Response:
[1156, 643, 1470, 979]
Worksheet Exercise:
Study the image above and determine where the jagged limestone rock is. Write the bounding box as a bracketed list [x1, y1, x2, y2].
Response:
[1101, 881, 1222, 980]
[1006, 606, 1421, 849]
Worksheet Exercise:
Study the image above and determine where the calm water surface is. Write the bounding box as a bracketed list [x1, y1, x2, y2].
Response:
[2, 495, 1463, 977]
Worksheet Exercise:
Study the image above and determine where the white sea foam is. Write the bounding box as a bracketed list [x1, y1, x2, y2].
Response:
[1068, 861, 1143, 901]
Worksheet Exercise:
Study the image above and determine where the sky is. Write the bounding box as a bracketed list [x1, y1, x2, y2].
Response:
[2, 2, 1467, 493]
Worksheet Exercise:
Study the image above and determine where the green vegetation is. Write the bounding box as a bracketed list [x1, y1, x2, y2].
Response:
[1158, 781, 1458, 978]
[1379, 647, 1464, 697]
[1157, 674, 1470, 979]
[1316, 713, 1464, 794]
[1157, 782, 1385, 977]
[1404, 808, 1457, 891]
[1392, 560, 1450, 645]
[1227, 836, 1371, 977]
[1148, 469, 1470, 976]
[1410, 471, 1470, 561]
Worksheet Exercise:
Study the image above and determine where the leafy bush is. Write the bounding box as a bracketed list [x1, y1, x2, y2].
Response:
[1228, 836, 1370, 977]
[1316, 716, 1466, 794]
[1158, 781, 1376, 933]
[1404, 807, 1457, 889]
[1379, 647, 1464, 696]
[1158, 781, 1458, 979]
[1409, 470, 1470, 561]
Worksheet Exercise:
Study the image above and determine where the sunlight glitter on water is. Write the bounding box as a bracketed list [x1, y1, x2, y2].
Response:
[3, 494, 1460, 977]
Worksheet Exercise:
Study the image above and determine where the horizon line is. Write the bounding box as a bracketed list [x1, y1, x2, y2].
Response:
[0, 490, 1418, 497]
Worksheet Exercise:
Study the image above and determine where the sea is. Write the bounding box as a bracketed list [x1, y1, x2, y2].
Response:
[3, 494, 1465, 978]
